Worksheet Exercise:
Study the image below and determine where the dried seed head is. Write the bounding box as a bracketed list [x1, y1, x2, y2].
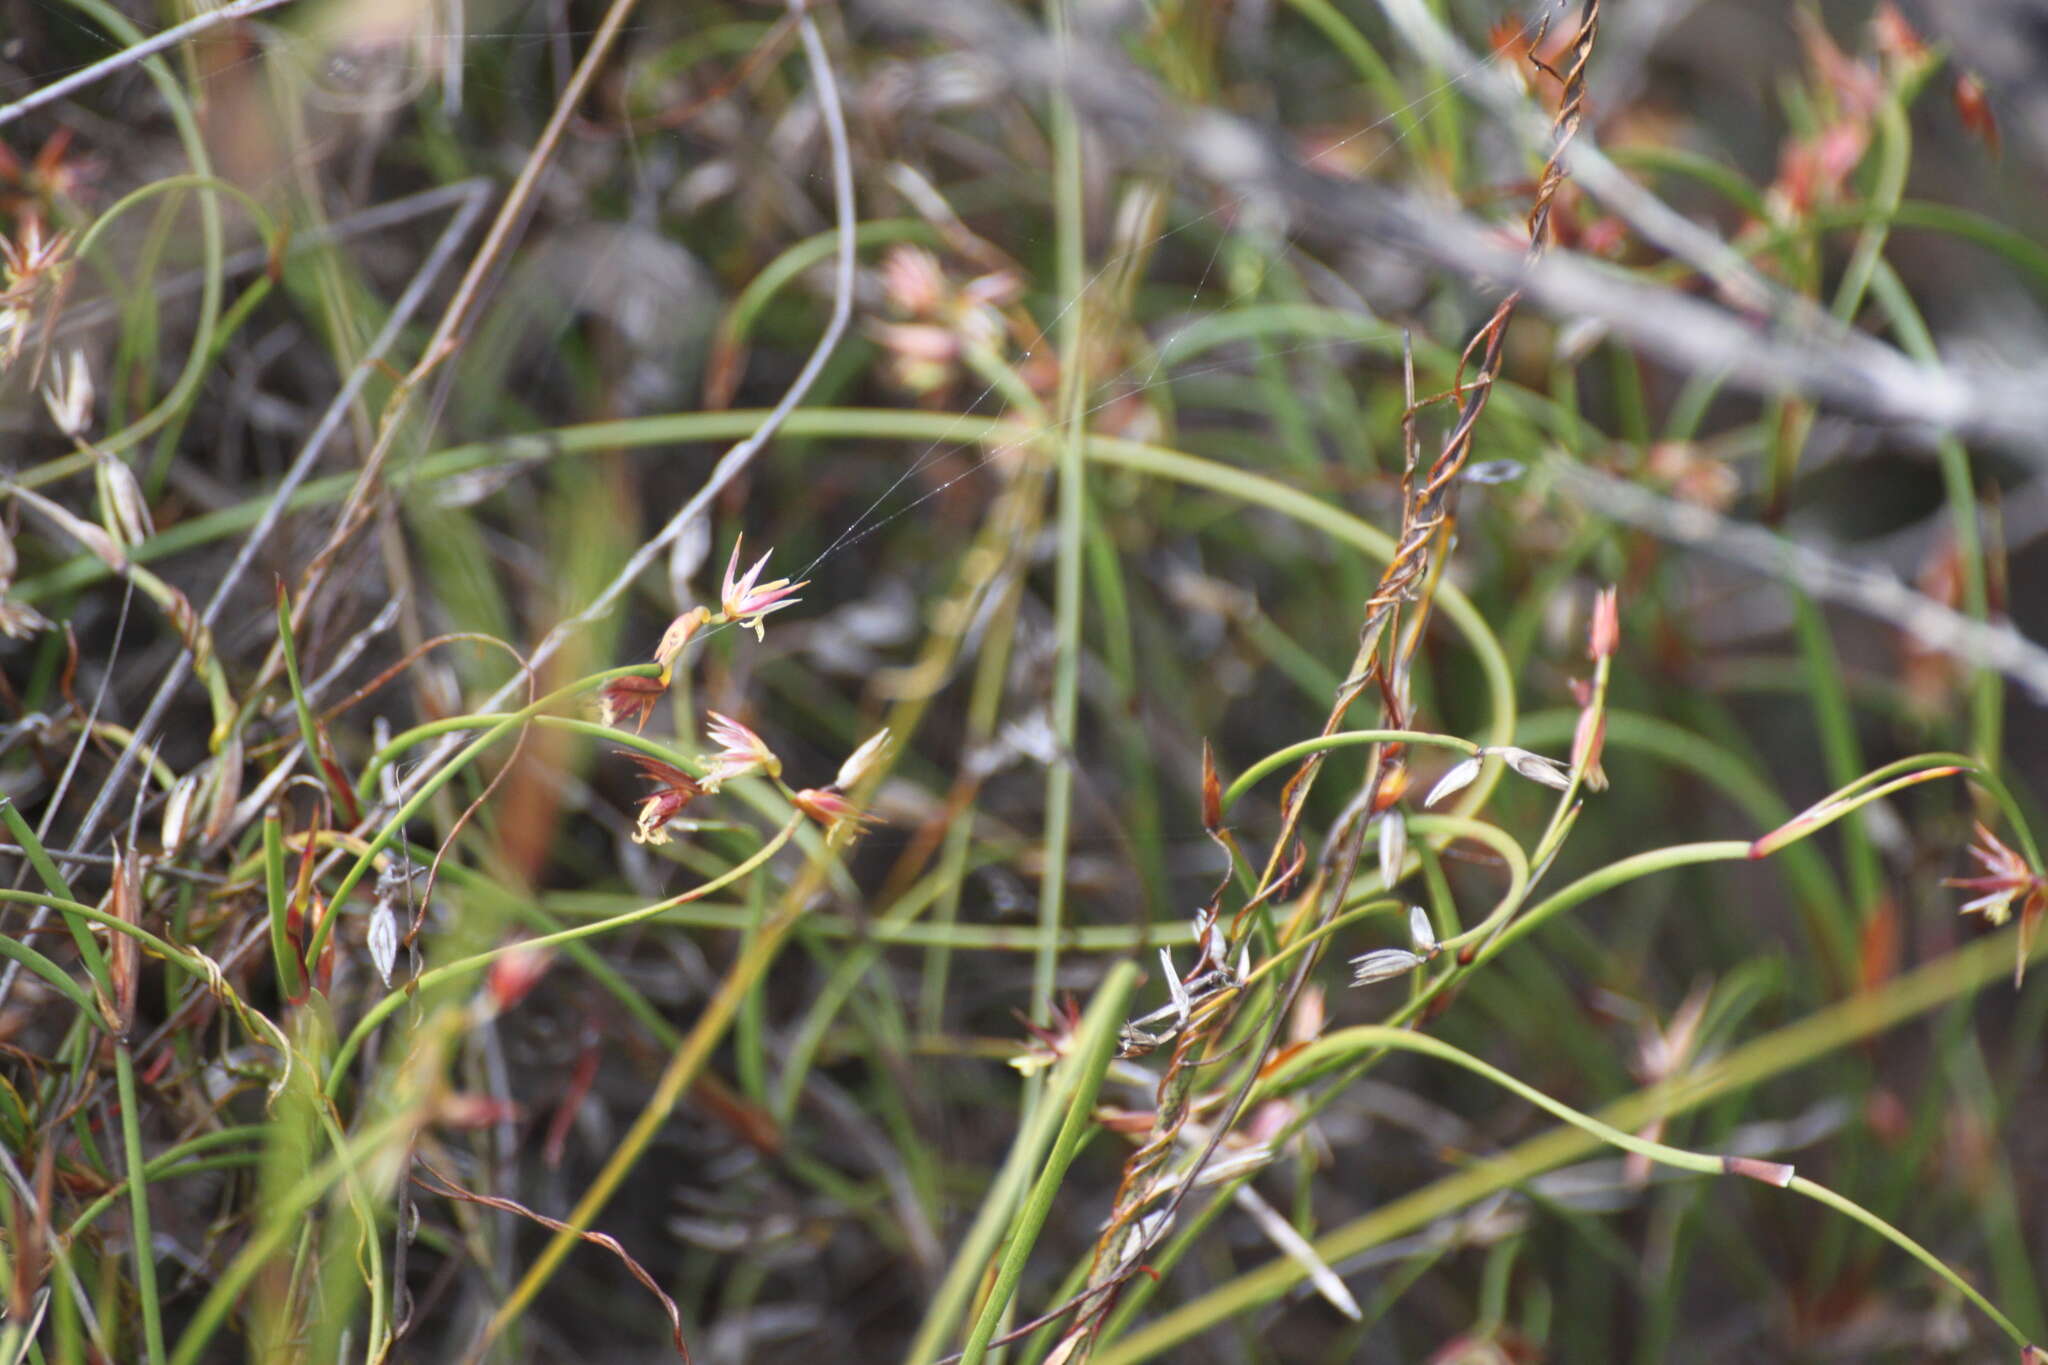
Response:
[1349, 947, 1423, 987]
[367, 902, 399, 987]
[0, 598, 51, 640]
[1423, 755, 1482, 807]
[834, 726, 892, 790]
[597, 674, 667, 733]
[1376, 812, 1408, 889]
[1491, 746, 1574, 792]
[41, 349, 93, 438]
[161, 770, 202, 854]
[1408, 904, 1438, 958]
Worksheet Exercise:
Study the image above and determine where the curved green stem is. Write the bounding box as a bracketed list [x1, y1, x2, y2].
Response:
[1256, 1028, 2030, 1348]
[1222, 729, 1480, 813]
[324, 815, 802, 1094]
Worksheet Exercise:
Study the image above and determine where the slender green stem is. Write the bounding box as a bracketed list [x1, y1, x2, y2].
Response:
[1221, 730, 1480, 813]
[262, 812, 304, 1001]
[113, 1045, 166, 1365]
[958, 962, 1139, 1364]
[1096, 926, 2046, 1361]
[1037, 0, 1088, 1031]
[1256, 1028, 2029, 1347]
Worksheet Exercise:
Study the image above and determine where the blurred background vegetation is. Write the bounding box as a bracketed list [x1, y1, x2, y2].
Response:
[1, 0, 2046, 1361]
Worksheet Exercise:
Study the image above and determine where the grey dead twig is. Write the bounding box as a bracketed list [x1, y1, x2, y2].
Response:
[1551, 456, 2048, 703]
[0, 0, 299, 130]
[862, 0, 2048, 450]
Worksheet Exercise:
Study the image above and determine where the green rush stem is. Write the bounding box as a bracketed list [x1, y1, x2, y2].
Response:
[113, 1044, 166, 1365]
[262, 811, 304, 1002]
[1038, 0, 1088, 1032]
[60, 2, 224, 461]
[1221, 730, 1481, 813]
[957, 962, 1140, 1365]
[1253, 1027, 2031, 1348]
[64, 1127, 268, 1237]
[16, 409, 1518, 767]
[0, 799, 111, 1011]
[1865, 258, 2000, 768]
[166, 1108, 419, 1365]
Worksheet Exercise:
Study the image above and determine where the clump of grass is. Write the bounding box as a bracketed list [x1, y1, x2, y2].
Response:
[0, 1, 2043, 1363]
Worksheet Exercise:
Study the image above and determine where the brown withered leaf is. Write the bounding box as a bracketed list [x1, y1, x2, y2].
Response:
[414, 1161, 691, 1361]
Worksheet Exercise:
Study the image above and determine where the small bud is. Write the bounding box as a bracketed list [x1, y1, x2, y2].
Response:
[1954, 72, 1999, 155]
[1588, 586, 1619, 660]
[1200, 740, 1222, 832]
[485, 942, 554, 1013]
[1349, 948, 1423, 987]
[834, 726, 892, 790]
[792, 786, 873, 843]
[1376, 812, 1407, 888]
[1408, 904, 1438, 958]
[652, 606, 710, 681]
[1423, 756, 1481, 808]
[1571, 706, 1610, 793]
[1722, 1155, 1795, 1187]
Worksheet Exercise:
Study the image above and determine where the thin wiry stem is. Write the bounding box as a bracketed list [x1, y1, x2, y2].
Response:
[0, 0, 298, 129]
[0, 181, 492, 1011]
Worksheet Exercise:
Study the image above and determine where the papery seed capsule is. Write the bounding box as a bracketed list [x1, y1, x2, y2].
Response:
[1408, 904, 1438, 957]
[1350, 948, 1423, 987]
[1376, 812, 1407, 888]
[1424, 756, 1481, 807]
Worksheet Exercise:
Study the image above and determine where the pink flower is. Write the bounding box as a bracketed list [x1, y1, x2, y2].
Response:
[719, 537, 806, 640]
[1945, 823, 2048, 986]
[1945, 823, 2042, 927]
[700, 711, 781, 789]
